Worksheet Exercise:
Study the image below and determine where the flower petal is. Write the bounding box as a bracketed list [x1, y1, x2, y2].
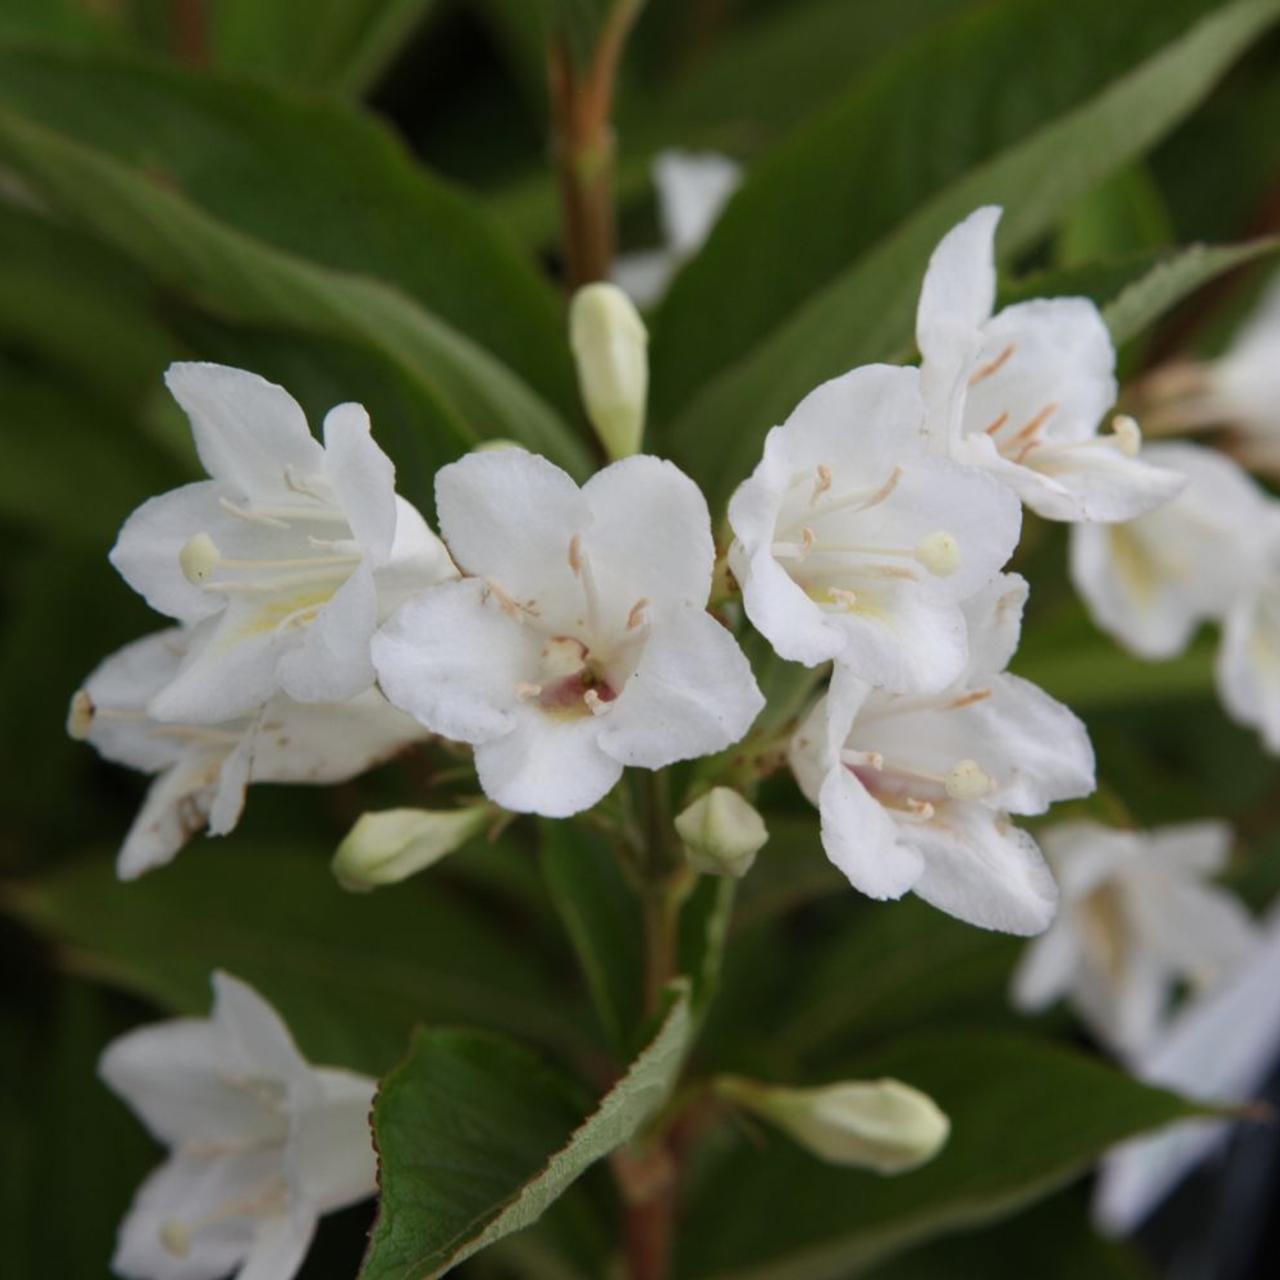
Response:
[733, 539, 847, 666]
[117, 755, 218, 880]
[817, 764, 923, 900]
[654, 149, 741, 254]
[277, 561, 378, 705]
[961, 572, 1027, 677]
[474, 709, 623, 817]
[582, 456, 715, 614]
[1010, 918, 1080, 1011]
[165, 363, 324, 502]
[831, 587, 969, 696]
[110, 481, 227, 625]
[598, 607, 763, 768]
[321, 403, 396, 565]
[372, 578, 533, 744]
[909, 808, 1058, 935]
[374, 497, 458, 620]
[1216, 584, 1280, 753]
[212, 971, 313, 1089]
[236, 1210, 316, 1280]
[434, 449, 586, 626]
[286, 1068, 377, 1213]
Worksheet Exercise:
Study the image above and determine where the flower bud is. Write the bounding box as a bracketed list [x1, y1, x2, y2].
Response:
[569, 282, 648, 460]
[332, 805, 489, 891]
[715, 1075, 949, 1174]
[674, 787, 768, 878]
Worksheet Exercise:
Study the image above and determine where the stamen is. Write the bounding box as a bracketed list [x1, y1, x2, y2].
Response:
[969, 343, 1016, 386]
[626, 598, 650, 631]
[984, 411, 1010, 436]
[541, 636, 588, 679]
[484, 580, 523, 618]
[180, 533, 222, 584]
[812, 464, 833, 502]
[67, 689, 95, 740]
[218, 497, 348, 527]
[944, 759, 994, 801]
[179, 534, 361, 592]
[903, 798, 935, 821]
[1007, 403, 1059, 460]
[515, 681, 543, 700]
[840, 748, 883, 769]
[584, 689, 613, 716]
[825, 587, 859, 609]
[568, 535, 602, 635]
[1109, 414, 1142, 457]
[283, 467, 327, 501]
[808, 465, 904, 521]
[944, 687, 992, 710]
[218, 497, 289, 529]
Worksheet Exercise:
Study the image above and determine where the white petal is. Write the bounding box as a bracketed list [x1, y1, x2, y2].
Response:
[285, 1068, 377, 1213]
[1143, 819, 1234, 877]
[277, 561, 378, 704]
[248, 689, 424, 784]
[909, 809, 1058, 935]
[653, 149, 741, 254]
[99, 1017, 281, 1147]
[817, 763, 923, 900]
[581, 456, 715, 614]
[111, 1151, 268, 1280]
[474, 708, 623, 818]
[110, 482, 227, 625]
[960, 572, 1027, 677]
[372, 578, 533, 744]
[598, 607, 763, 768]
[832, 587, 970, 696]
[1216, 585, 1280, 753]
[165, 363, 324, 501]
[1107, 946, 1172, 1063]
[321, 403, 396, 565]
[117, 755, 219, 880]
[611, 248, 676, 308]
[211, 971, 313, 1089]
[78, 630, 190, 773]
[1129, 877, 1258, 991]
[374, 497, 458, 620]
[733, 538, 847, 666]
[917, 206, 1001, 362]
[235, 1211, 316, 1280]
[206, 731, 252, 837]
[1010, 918, 1080, 1011]
[434, 449, 586, 627]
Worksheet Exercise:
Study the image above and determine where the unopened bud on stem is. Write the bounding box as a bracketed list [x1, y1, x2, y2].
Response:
[675, 787, 768, 878]
[714, 1075, 949, 1173]
[569, 282, 648, 460]
[332, 805, 490, 891]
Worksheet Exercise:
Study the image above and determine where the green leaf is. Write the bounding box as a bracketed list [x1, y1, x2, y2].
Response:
[654, 0, 1280, 507]
[1, 842, 592, 1075]
[0, 53, 590, 479]
[540, 820, 644, 1052]
[209, 1, 440, 96]
[361, 983, 693, 1280]
[1055, 165, 1174, 269]
[676, 1033, 1211, 1280]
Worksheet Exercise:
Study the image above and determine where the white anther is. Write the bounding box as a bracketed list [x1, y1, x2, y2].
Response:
[626, 598, 650, 631]
[584, 689, 612, 716]
[515, 681, 543, 700]
[67, 689, 94, 740]
[915, 530, 961, 577]
[944, 759, 994, 801]
[826, 587, 859, 609]
[903, 798, 935, 821]
[1110, 414, 1142, 457]
[800, 526, 816, 556]
[179, 532, 222, 584]
[840, 748, 883, 770]
[541, 636, 588, 679]
[812, 464, 834, 502]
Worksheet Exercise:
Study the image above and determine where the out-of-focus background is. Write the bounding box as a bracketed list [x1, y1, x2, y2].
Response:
[3, 2, 1280, 1277]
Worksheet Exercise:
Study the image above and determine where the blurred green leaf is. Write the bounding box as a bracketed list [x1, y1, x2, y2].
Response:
[361, 983, 692, 1280]
[676, 1033, 1211, 1280]
[540, 820, 644, 1053]
[2, 842, 592, 1075]
[1055, 165, 1175, 268]
[654, 0, 1280, 507]
[209, 1, 440, 96]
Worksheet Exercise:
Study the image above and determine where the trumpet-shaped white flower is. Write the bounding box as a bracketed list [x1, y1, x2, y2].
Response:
[613, 150, 742, 306]
[790, 575, 1094, 934]
[1011, 821, 1258, 1062]
[1069, 443, 1270, 659]
[100, 972, 377, 1280]
[111, 363, 456, 724]
[728, 364, 1022, 695]
[917, 206, 1184, 522]
[69, 629, 425, 879]
[372, 449, 764, 818]
[1093, 898, 1280, 1238]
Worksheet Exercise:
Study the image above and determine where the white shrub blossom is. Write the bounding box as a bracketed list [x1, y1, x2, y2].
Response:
[69, 628, 424, 878]
[373, 448, 764, 818]
[916, 206, 1183, 522]
[729, 363, 1022, 694]
[111, 363, 455, 724]
[789, 575, 1094, 934]
[1012, 821, 1259, 1061]
[1069, 442, 1269, 659]
[613, 150, 742, 306]
[100, 972, 376, 1280]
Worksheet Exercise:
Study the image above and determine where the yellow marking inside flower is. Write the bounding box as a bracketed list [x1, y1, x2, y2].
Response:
[1108, 526, 1159, 608]
[228, 588, 336, 645]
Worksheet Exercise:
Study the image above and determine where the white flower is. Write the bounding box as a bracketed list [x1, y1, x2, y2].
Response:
[789, 574, 1094, 935]
[1092, 897, 1280, 1238]
[1216, 513, 1280, 754]
[68, 628, 425, 879]
[1069, 442, 1269, 659]
[612, 150, 742, 306]
[917, 206, 1184, 522]
[111, 363, 456, 724]
[1011, 821, 1258, 1062]
[372, 449, 764, 818]
[100, 971, 377, 1280]
[728, 364, 1022, 695]
[674, 787, 769, 879]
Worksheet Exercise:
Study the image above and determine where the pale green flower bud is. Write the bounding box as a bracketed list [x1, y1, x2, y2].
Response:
[569, 282, 648, 460]
[715, 1075, 949, 1173]
[332, 805, 490, 891]
[674, 787, 768, 878]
